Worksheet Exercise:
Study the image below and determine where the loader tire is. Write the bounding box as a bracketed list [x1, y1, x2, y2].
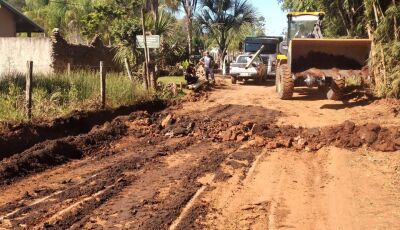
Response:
[327, 78, 345, 100]
[231, 76, 237, 84]
[276, 64, 294, 100]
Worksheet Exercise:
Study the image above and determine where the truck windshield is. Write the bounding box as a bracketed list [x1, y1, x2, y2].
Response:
[289, 15, 319, 40]
[237, 56, 261, 64]
[245, 43, 277, 54]
[237, 56, 251, 63]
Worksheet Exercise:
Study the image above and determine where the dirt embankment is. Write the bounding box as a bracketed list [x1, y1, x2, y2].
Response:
[158, 104, 400, 152]
[0, 100, 168, 160]
[0, 115, 129, 185]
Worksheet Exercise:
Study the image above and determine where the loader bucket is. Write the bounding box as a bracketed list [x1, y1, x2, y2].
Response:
[290, 39, 372, 76]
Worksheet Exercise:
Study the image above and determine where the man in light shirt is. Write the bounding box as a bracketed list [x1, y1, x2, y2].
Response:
[199, 51, 214, 83]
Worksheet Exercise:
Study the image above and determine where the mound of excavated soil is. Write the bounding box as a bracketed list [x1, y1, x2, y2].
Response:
[183, 91, 209, 102]
[292, 51, 362, 72]
[158, 105, 399, 152]
[256, 121, 399, 152]
[0, 118, 129, 185]
[0, 100, 167, 161]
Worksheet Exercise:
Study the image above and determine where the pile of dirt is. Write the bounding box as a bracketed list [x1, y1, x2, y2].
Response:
[0, 100, 167, 160]
[183, 91, 209, 102]
[250, 121, 399, 152]
[292, 51, 363, 72]
[157, 105, 280, 140]
[157, 105, 399, 152]
[373, 98, 400, 117]
[0, 118, 129, 185]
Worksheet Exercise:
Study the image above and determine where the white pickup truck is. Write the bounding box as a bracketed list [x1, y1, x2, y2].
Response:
[229, 54, 267, 84]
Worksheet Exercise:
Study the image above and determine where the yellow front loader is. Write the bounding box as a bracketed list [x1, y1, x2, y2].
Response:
[276, 12, 372, 100]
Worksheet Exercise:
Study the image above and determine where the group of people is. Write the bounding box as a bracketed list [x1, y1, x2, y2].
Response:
[184, 51, 215, 85]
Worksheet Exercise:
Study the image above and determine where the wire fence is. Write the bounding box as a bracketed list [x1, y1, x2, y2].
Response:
[0, 60, 149, 121]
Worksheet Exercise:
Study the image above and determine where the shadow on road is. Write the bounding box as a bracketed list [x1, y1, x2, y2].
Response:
[238, 79, 276, 87]
[320, 92, 377, 110]
[292, 88, 328, 101]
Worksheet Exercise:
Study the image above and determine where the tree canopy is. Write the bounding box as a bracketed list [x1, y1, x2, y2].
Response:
[197, 0, 258, 63]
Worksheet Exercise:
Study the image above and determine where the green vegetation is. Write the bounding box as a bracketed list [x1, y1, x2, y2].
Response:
[0, 71, 154, 122]
[278, 0, 400, 98]
[5, 0, 398, 98]
[197, 0, 259, 64]
[158, 76, 186, 85]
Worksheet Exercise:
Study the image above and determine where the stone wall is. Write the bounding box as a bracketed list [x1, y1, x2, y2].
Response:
[0, 29, 121, 76]
[51, 29, 121, 72]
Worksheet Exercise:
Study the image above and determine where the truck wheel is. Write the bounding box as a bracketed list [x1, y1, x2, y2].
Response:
[276, 64, 294, 100]
[327, 78, 345, 100]
[231, 76, 237, 84]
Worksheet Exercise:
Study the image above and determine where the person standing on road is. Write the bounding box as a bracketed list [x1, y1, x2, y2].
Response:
[199, 51, 215, 83]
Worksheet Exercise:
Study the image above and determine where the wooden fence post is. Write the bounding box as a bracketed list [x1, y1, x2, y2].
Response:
[67, 62, 71, 76]
[100, 61, 106, 109]
[124, 58, 133, 80]
[26, 61, 33, 119]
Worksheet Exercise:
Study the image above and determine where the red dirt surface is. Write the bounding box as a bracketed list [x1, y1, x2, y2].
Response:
[0, 79, 399, 229]
[0, 100, 167, 160]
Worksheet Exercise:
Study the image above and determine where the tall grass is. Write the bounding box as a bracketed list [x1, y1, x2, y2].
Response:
[0, 70, 154, 122]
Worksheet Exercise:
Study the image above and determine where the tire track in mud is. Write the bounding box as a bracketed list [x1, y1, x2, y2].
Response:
[170, 145, 267, 230]
[0, 136, 200, 229]
[76, 142, 237, 230]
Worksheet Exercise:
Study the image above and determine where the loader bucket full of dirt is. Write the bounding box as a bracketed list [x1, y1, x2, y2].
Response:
[290, 39, 372, 78]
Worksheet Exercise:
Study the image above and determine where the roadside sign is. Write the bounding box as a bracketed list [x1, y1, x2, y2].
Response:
[136, 35, 160, 49]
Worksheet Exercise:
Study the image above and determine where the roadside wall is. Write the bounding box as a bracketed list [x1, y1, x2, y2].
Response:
[0, 37, 52, 75]
[0, 29, 121, 76]
[51, 29, 121, 72]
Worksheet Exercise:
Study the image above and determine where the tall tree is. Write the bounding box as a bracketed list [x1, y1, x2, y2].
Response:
[181, 0, 198, 55]
[197, 0, 257, 64]
[24, 0, 93, 42]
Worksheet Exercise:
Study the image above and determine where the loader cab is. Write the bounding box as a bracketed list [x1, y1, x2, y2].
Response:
[279, 12, 325, 56]
[287, 12, 325, 41]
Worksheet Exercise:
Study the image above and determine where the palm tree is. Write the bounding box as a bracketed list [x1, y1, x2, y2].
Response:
[141, 0, 160, 89]
[181, 0, 198, 55]
[197, 0, 257, 65]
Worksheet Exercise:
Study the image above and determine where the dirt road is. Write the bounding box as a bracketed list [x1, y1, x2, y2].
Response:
[0, 79, 399, 229]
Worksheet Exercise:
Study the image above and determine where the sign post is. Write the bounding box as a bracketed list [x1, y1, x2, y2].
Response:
[137, 35, 160, 89]
[136, 35, 160, 49]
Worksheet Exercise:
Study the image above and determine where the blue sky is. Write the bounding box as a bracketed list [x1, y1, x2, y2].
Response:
[250, 0, 288, 35]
